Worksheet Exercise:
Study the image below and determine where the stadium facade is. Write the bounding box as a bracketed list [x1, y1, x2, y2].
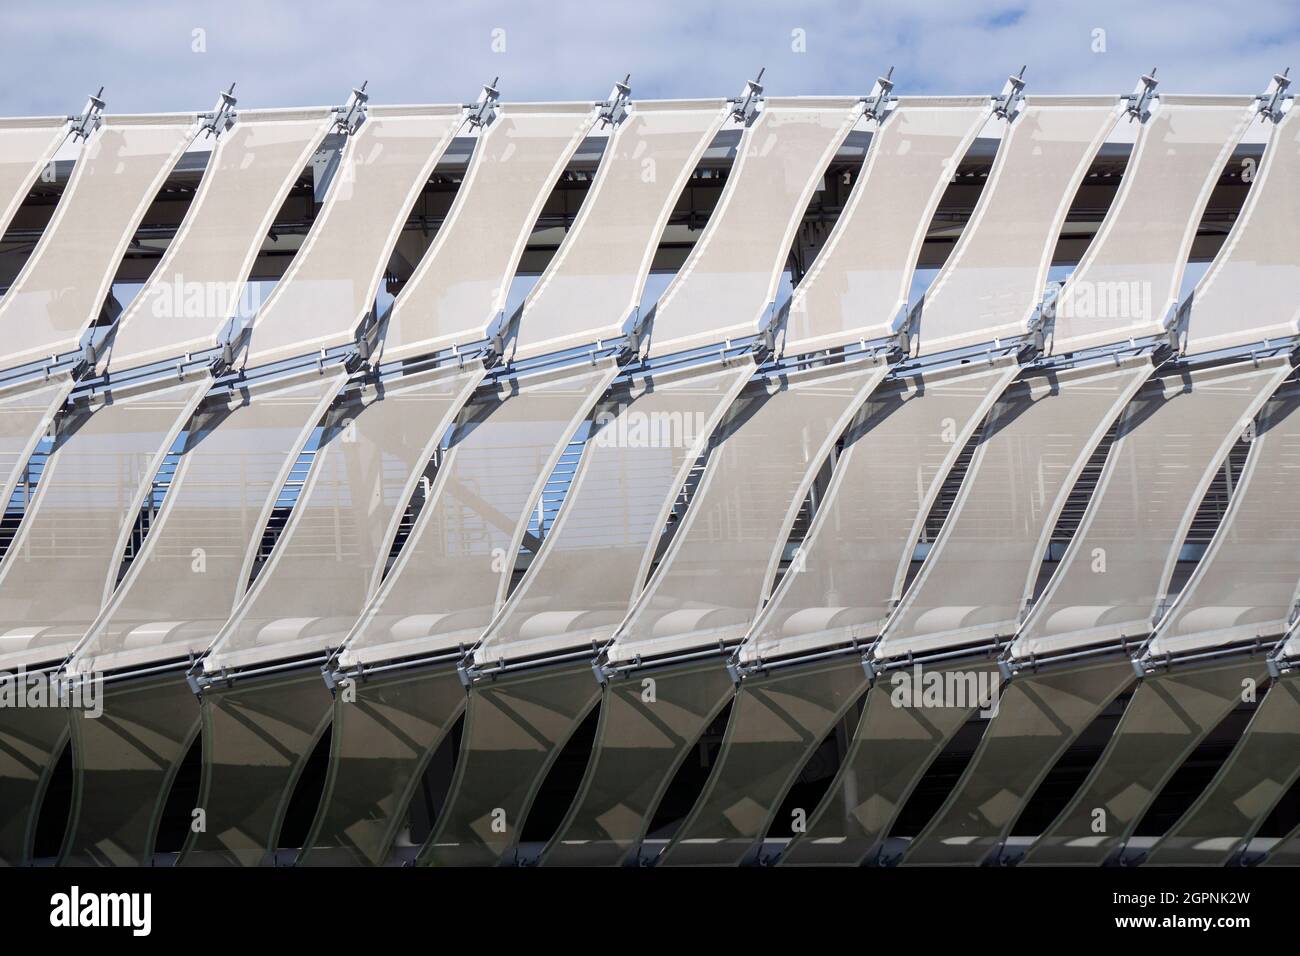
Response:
[0, 68, 1298, 867]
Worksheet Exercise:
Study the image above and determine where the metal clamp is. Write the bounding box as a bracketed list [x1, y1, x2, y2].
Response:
[467, 77, 501, 129]
[732, 67, 765, 126]
[863, 66, 896, 122]
[69, 87, 105, 141]
[335, 81, 369, 135]
[1258, 67, 1292, 122]
[992, 66, 1026, 121]
[200, 82, 238, 138]
[598, 74, 632, 128]
[1125, 68, 1158, 122]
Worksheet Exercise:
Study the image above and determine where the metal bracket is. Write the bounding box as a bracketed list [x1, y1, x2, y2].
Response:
[992, 66, 1026, 121]
[863, 66, 896, 122]
[1125, 68, 1159, 123]
[1258, 67, 1292, 122]
[598, 74, 632, 129]
[467, 77, 501, 129]
[335, 81, 369, 135]
[200, 82, 238, 138]
[732, 67, 765, 126]
[69, 87, 105, 141]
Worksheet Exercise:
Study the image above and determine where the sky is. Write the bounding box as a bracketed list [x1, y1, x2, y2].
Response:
[2, 0, 1299, 116]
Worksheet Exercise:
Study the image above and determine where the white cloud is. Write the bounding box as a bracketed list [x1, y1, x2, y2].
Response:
[1, 0, 1297, 115]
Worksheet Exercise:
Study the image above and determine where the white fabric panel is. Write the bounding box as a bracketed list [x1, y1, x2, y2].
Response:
[0, 117, 67, 244]
[606, 358, 888, 664]
[914, 97, 1122, 357]
[107, 108, 334, 372]
[645, 98, 862, 358]
[472, 360, 753, 665]
[0, 374, 210, 671]
[376, 103, 597, 363]
[0, 374, 73, 524]
[1184, 106, 1300, 354]
[782, 97, 991, 355]
[243, 106, 465, 368]
[1051, 96, 1254, 354]
[1145, 380, 1300, 657]
[1015, 358, 1291, 660]
[0, 115, 198, 369]
[875, 355, 1152, 659]
[68, 369, 347, 675]
[200, 364, 484, 672]
[738, 360, 1018, 664]
[338, 360, 619, 667]
[510, 100, 729, 361]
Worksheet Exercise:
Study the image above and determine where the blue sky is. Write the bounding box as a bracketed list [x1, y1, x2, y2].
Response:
[2, 1, 1299, 115]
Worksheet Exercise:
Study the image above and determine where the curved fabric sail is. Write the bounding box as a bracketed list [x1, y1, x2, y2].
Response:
[1049, 96, 1254, 354]
[0, 698, 70, 865]
[376, 103, 597, 363]
[0, 117, 67, 245]
[913, 97, 1121, 357]
[200, 364, 484, 672]
[472, 360, 752, 666]
[107, 108, 334, 372]
[739, 360, 1017, 664]
[607, 359, 888, 664]
[783, 97, 991, 355]
[242, 106, 465, 367]
[1014, 358, 1291, 660]
[338, 360, 618, 667]
[644, 98, 862, 358]
[876, 356, 1152, 660]
[1144, 380, 1300, 658]
[1184, 106, 1300, 354]
[0, 114, 198, 369]
[510, 100, 729, 361]
[66, 369, 347, 676]
[0, 373, 210, 672]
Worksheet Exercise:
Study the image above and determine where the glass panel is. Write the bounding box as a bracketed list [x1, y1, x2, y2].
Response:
[180, 672, 331, 866]
[299, 666, 466, 866]
[1148, 678, 1300, 865]
[418, 663, 600, 867]
[0, 697, 69, 865]
[377, 103, 596, 362]
[542, 660, 734, 867]
[0, 115, 196, 368]
[62, 675, 199, 866]
[660, 656, 866, 866]
[915, 97, 1121, 357]
[645, 98, 861, 358]
[902, 659, 1133, 865]
[1023, 660, 1265, 866]
[779, 662, 999, 866]
[107, 109, 334, 372]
